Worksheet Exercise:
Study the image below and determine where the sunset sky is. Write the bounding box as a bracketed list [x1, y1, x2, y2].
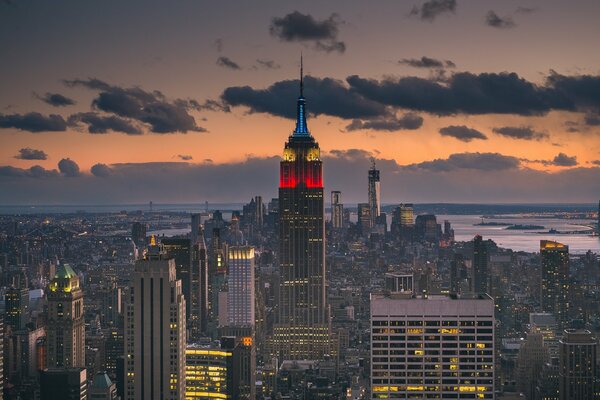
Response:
[1, 0, 599, 204]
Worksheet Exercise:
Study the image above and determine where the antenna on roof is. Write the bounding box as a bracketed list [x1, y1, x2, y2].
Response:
[300, 53, 304, 97]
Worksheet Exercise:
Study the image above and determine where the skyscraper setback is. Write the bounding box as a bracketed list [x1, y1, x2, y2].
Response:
[273, 61, 330, 360]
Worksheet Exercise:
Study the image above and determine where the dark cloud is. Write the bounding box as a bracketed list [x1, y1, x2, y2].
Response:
[177, 154, 193, 161]
[15, 148, 48, 160]
[407, 152, 521, 172]
[345, 113, 423, 132]
[255, 59, 281, 70]
[591, 160, 600, 166]
[216, 56, 241, 70]
[584, 114, 600, 126]
[222, 76, 385, 120]
[549, 153, 578, 167]
[410, 0, 456, 21]
[346, 71, 596, 116]
[58, 158, 80, 177]
[439, 125, 487, 142]
[516, 7, 537, 14]
[1, 155, 599, 204]
[0, 112, 67, 132]
[68, 112, 141, 135]
[485, 11, 516, 29]
[36, 92, 76, 107]
[269, 11, 345, 53]
[64, 79, 204, 133]
[399, 56, 455, 69]
[90, 163, 112, 177]
[492, 126, 548, 140]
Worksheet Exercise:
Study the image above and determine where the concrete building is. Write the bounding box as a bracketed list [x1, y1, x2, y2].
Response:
[331, 191, 344, 229]
[124, 239, 186, 400]
[40, 368, 87, 400]
[371, 293, 495, 399]
[540, 240, 570, 328]
[227, 246, 255, 327]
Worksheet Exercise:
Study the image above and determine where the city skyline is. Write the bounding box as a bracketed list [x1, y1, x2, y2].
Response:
[1, 0, 600, 204]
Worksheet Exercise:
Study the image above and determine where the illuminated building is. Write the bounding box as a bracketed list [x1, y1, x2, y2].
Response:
[193, 225, 209, 339]
[473, 235, 489, 295]
[209, 228, 227, 337]
[46, 264, 85, 369]
[124, 239, 186, 400]
[391, 203, 414, 239]
[0, 316, 3, 400]
[227, 246, 255, 327]
[4, 286, 29, 330]
[185, 337, 253, 400]
[331, 191, 344, 229]
[559, 329, 597, 400]
[273, 59, 331, 360]
[530, 313, 559, 358]
[368, 159, 381, 228]
[371, 293, 495, 399]
[540, 240, 569, 328]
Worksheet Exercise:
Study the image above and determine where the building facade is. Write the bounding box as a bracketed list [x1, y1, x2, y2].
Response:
[540, 240, 570, 328]
[368, 160, 381, 228]
[559, 329, 597, 400]
[371, 293, 495, 399]
[227, 246, 255, 327]
[273, 64, 330, 360]
[46, 264, 85, 369]
[331, 191, 344, 229]
[124, 240, 186, 400]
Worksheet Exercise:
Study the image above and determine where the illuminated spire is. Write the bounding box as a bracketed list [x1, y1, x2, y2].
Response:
[293, 54, 309, 136]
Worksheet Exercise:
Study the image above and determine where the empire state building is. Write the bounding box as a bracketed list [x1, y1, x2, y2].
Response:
[273, 62, 331, 360]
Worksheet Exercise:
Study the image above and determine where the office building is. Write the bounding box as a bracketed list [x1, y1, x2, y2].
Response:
[331, 191, 344, 229]
[371, 293, 495, 399]
[530, 312, 559, 358]
[540, 240, 569, 328]
[208, 228, 227, 336]
[273, 61, 330, 360]
[89, 372, 118, 400]
[227, 246, 255, 327]
[357, 203, 371, 233]
[516, 332, 546, 400]
[559, 329, 597, 400]
[473, 235, 489, 295]
[391, 203, 414, 239]
[0, 316, 4, 400]
[40, 368, 87, 400]
[46, 264, 85, 368]
[131, 222, 146, 248]
[4, 287, 29, 330]
[368, 159, 381, 228]
[192, 225, 209, 339]
[124, 239, 186, 400]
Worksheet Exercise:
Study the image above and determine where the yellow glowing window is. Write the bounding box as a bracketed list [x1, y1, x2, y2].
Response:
[476, 343, 486, 348]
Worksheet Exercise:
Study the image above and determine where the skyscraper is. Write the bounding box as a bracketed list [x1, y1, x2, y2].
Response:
[0, 316, 4, 400]
[559, 329, 597, 400]
[4, 286, 29, 330]
[124, 239, 186, 400]
[371, 293, 495, 398]
[192, 225, 209, 339]
[46, 264, 85, 369]
[273, 60, 330, 360]
[331, 190, 344, 229]
[368, 159, 381, 228]
[473, 235, 489, 295]
[540, 240, 569, 327]
[227, 246, 255, 327]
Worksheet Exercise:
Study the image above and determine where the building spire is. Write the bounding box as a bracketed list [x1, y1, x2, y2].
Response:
[293, 54, 309, 136]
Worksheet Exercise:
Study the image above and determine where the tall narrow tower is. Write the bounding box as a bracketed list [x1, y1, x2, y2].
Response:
[124, 238, 186, 400]
[273, 59, 330, 360]
[540, 240, 569, 328]
[368, 158, 381, 228]
[46, 264, 85, 369]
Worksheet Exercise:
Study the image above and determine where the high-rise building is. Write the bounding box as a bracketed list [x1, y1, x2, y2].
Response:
[124, 239, 186, 400]
[516, 332, 546, 399]
[391, 203, 414, 239]
[371, 293, 495, 399]
[540, 240, 570, 328]
[208, 228, 227, 337]
[273, 61, 330, 360]
[4, 286, 29, 330]
[0, 315, 4, 400]
[331, 191, 344, 229]
[415, 214, 438, 242]
[530, 312, 559, 358]
[46, 264, 85, 368]
[357, 203, 371, 234]
[559, 329, 597, 400]
[227, 246, 255, 327]
[131, 222, 146, 248]
[450, 253, 469, 295]
[192, 225, 209, 339]
[89, 372, 118, 400]
[368, 159, 381, 228]
[473, 235, 489, 295]
[40, 368, 87, 400]
[597, 200, 600, 234]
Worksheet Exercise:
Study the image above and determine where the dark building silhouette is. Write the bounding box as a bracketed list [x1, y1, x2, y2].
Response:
[559, 329, 597, 400]
[473, 235, 489, 295]
[540, 240, 570, 328]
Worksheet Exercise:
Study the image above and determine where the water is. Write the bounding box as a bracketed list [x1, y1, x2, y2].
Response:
[439, 214, 599, 254]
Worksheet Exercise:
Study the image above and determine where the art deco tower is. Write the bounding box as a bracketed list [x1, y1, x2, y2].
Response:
[46, 264, 85, 368]
[273, 60, 330, 360]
